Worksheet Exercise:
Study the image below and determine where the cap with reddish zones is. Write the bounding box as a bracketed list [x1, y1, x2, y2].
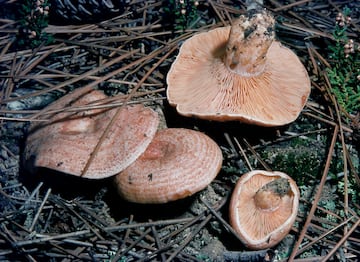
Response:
[167, 10, 310, 126]
[114, 128, 223, 203]
[24, 88, 159, 179]
[229, 170, 300, 250]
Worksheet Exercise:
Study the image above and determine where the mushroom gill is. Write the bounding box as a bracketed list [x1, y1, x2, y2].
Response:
[167, 10, 311, 126]
[229, 170, 300, 249]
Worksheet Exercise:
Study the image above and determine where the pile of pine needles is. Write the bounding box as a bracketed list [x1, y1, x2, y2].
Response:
[0, 0, 359, 261]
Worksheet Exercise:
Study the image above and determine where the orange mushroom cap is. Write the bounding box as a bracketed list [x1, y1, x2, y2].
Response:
[229, 170, 300, 250]
[114, 128, 223, 204]
[167, 11, 310, 126]
[24, 88, 159, 179]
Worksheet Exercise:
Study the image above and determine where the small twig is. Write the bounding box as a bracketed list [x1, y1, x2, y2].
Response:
[208, 0, 228, 26]
[19, 182, 43, 211]
[273, 0, 312, 12]
[49, 196, 105, 241]
[149, 219, 166, 262]
[0, 224, 37, 262]
[280, 22, 334, 40]
[105, 217, 193, 232]
[242, 138, 271, 171]
[223, 132, 240, 158]
[304, 112, 353, 133]
[48, 241, 84, 260]
[118, 228, 152, 258]
[322, 218, 360, 261]
[200, 198, 244, 243]
[165, 214, 213, 262]
[73, 199, 113, 227]
[295, 216, 356, 256]
[110, 215, 134, 262]
[233, 136, 253, 171]
[159, 214, 208, 244]
[306, 43, 319, 75]
[14, 229, 92, 247]
[29, 188, 51, 232]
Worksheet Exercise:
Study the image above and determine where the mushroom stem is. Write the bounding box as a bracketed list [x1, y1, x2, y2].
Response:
[254, 178, 291, 211]
[224, 10, 275, 77]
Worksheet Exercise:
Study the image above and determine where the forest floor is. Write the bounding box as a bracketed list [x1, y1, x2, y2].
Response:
[0, 0, 359, 261]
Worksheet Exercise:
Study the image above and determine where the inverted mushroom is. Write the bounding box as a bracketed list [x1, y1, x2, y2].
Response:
[114, 128, 223, 204]
[24, 88, 159, 179]
[167, 10, 311, 126]
[229, 170, 299, 250]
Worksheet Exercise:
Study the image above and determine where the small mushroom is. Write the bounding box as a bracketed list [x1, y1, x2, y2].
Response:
[229, 170, 299, 250]
[114, 128, 223, 204]
[167, 10, 310, 126]
[24, 88, 159, 179]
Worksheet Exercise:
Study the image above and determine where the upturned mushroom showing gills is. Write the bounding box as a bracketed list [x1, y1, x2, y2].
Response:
[24, 88, 159, 179]
[114, 128, 223, 204]
[229, 170, 300, 250]
[166, 10, 311, 126]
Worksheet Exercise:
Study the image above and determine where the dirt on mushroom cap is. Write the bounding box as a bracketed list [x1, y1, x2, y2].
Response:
[114, 128, 223, 204]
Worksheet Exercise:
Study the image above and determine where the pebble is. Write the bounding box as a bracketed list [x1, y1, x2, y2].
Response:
[6, 87, 58, 117]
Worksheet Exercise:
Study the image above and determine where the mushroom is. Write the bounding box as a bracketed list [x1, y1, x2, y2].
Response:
[24, 88, 159, 179]
[114, 128, 223, 204]
[229, 170, 299, 250]
[166, 10, 311, 126]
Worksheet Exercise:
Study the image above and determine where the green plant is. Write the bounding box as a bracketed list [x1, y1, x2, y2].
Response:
[328, 142, 360, 205]
[326, 7, 360, 116]
[18, 0, 53, 48]
[259, 139, 323, 186]
[163, 0, 200, 31]
[337, 179, 360, 205]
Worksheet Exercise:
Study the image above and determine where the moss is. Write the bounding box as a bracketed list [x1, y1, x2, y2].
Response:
[259, 139, 324, 186]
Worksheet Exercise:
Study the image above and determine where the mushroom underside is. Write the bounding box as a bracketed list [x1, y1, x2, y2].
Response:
[235, 178, 294, 240]
[167, 27, 310, 126]
[230, 171, 299, 249]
